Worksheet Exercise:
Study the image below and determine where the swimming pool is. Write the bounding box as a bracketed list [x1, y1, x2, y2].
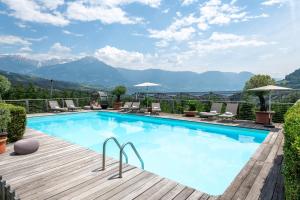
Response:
[27, 112, 268, 195]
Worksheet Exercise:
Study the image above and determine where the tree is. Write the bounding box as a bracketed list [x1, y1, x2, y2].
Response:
[112, 85, 127, 102]
[244, 75, 275, 111]
[0, 75, 11, 100]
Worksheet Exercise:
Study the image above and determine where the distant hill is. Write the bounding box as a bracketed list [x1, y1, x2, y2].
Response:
[281, 68, 300, 88]
[0, 70, 96, 91]
[0, 55, 254, 92]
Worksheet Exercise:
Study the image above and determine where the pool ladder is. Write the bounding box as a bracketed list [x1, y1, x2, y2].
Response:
[102, 137, 144, 178]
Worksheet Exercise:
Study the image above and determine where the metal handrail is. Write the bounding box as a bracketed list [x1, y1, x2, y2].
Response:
[102, 137, 128, 170]
[119, 142, 144, 178]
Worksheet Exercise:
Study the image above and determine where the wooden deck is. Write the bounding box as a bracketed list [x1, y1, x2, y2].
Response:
[0, 113, 285, 200]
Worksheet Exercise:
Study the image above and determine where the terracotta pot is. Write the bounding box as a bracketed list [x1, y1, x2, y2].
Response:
[184, 111, 198, 117]
[255, 111, 275, 124]
[0, 138, 7, 154]
[113, 102, 122, 110]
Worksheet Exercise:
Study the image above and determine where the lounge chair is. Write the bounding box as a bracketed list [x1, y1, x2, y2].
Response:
[65, 100, 81, 111]
[120, 102, 132, 112]
[151, 103, 161, 115]
[218, 103, 239, 120]
[130, 102, 140, 113]
[199, 103, 223, 118]
[48, 101, 67, 112]
[91, 102, 102, 110]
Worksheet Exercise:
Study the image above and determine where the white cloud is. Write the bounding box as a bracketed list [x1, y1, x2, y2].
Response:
[162, 9, 169, 13]
[148, 14, 198, 46]
[100, 0, 161, 8]
[149, 27, 195, 42]
[37, 0, 64, 10]
[189, 32, 268, 53]
[19, 46, 32, 52]
[94, 45, 146, 67]
[0, 35, 31, 46]
[181, 0, 197, 6]
[62, 30, 84, 37]
[49, 42, 72, 55]
[15, 22, 28, 28]
[66, 1, 143, 24]
[261, 0, 287, 6]
[1, 0, 69, 26]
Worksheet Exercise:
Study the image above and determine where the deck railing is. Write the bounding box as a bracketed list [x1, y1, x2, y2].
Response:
[2, 97, 91, 114]
[0, 176, 19, 200]
[1, 96, 294, 123]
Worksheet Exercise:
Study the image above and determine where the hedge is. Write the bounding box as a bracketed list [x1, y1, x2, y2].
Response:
[283, 103, 300, 200]
[0, 103, 26, 142]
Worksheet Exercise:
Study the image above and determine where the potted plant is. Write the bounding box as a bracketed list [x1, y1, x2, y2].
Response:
[0, 107, 11, 154]
[112, 85, 127, 110]
[244, 75, 275, 124]
[184, 100, 198, 117]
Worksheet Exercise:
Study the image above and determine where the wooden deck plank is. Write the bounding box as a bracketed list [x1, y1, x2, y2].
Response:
[186, 190, 205, 200]
[133, 178, 174, 200]
[173, 187, 195, 200]
[160, 184, 186, 200]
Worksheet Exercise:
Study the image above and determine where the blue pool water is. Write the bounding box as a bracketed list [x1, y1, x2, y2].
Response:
[27, 112, 268, 195]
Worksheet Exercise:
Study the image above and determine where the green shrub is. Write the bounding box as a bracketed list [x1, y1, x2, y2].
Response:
[238, 102, 255, 120]
[0, 107, 11, 131]
[283, 103, 300, 200]
[272, 103, 293, 123]
[0, 103, 26, 142]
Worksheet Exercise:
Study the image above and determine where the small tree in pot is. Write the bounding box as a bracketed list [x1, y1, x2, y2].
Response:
[244, 75, 275, 124]
[112, 85, 127, 110]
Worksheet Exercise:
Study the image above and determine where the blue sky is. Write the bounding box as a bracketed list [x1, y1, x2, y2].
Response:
[0, 0, 299, 78]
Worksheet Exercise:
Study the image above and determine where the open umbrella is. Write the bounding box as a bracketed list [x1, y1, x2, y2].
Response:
[248, 85, 292, 111]
[134, 82, 161, 107]
[248, 85, 292, 126]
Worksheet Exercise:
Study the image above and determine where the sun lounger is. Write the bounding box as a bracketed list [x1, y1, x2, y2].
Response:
[199, 103, 223, 117]
[218, 103, 239, 119]
[90, 102, 102, 110]
[65, 100, 81, 111]
[130, 102, 140, 112]
[120, 102, 132, 112]
[151, 103, 161, 115]
[48, 100, 67, 112]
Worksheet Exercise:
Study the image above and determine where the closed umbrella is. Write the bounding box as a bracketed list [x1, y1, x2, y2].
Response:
[134, 82, 161, 107]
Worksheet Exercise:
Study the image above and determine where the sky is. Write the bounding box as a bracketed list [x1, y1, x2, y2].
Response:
[0, 0, 299, 78]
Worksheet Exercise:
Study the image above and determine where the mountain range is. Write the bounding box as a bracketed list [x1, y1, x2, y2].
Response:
[0, 55, 254, 92]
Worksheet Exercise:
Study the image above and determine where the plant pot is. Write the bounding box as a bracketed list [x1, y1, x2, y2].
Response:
[101, 104, 108, 109]
[0, 132, 8, 140]
[184, 111, 198, 117]
[255, 111, 275, 124]
[113, 102, 122, 110]
[0, 137, 7, 154]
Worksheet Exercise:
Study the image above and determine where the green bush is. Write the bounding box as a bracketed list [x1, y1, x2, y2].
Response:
[0, 107, 11, 131]
[272, 103, 293, 123]
[238, 102, 255, 120]
[283, 103, 300, 200]
[0, 103, 26, 142]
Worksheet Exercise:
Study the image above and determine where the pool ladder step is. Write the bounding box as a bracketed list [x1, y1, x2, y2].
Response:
[102, 137, 144, 178]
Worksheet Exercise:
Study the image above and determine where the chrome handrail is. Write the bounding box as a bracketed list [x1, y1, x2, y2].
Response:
[102, 137, 128, 170]
[119, 142, 144, 178]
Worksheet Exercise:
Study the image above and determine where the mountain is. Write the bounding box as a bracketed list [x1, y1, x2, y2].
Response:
[117, 68, 253, 91]
[34, 57, 126, 87]
[0, 70, 95, 91]
[0, 55, 38, 74]
[0, 55, 254, 92]
[280, 68, 300, 88]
